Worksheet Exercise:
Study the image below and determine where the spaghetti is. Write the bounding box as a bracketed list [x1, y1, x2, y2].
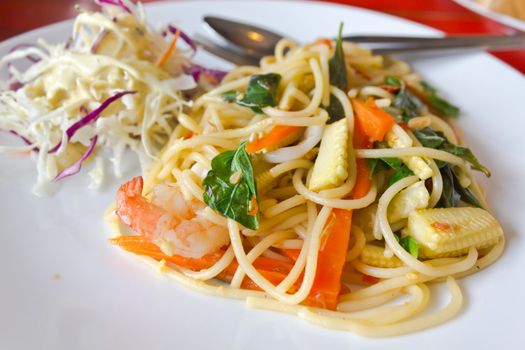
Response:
[108, 28, 505, 337]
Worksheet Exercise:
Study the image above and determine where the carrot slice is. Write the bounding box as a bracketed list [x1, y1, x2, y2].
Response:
[246, 125, 301, 153]
[351, 97, 395, 142]
[352, 159, 372, 199]
[305, 208, 353, 310]
[110, 235, 222, 270]
[280, 248, 300, 262]
[315, 38, 333, 50]
[302, 124, 373, 309]
[111, 235, 296, 291]
[156, 29, 180, 67]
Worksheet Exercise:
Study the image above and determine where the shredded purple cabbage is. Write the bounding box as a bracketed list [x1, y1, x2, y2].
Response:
[9, 43, 45, 63]
[49, 91, 136, 153]
[8, 130, 33, 146]
[167, 25, 197, 55]
[0, 129, 38, 151]
[90, 29, 109, 53]
[95, 0, 132, 14]
[184, 64, 227, 84]
[54, 135, 98, 182]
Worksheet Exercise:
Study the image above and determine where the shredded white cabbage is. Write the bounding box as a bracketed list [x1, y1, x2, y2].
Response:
[0, 0, 199, 195]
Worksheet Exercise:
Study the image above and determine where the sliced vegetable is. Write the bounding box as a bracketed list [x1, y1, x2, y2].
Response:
[156, 28, 181, 66]
[407, 207, 503, 258]
[246, 125, 301, 153]
[414, 127, 490, 176]
[53, 135, 98, 181]
[388, 181, 429, 223]
[309, 118, 349, 191]
[4, 130, 34, 148]
[329, 23, 348, 91]
[307, 155, 370, 309]
[203, 142, 259, 230]
[351, 97, 395, 142]
[367, 157, 414, 186]
[111, 235, 295, 290]
[386, 125, 433, 180]
[352, 159, 372, 199]
[360, 244, 403, 268]
[421, 81, 460, 118]
[306, 208, 353, 310]
[438, 164, 481, 208]
[167, 25, 198, 54]
[385, 76, 423, 121]
[280, 248, 300, 261]
[48, 91, 136, 153]
[9, 43, 46, 63]
[185, 64, 227, 84]
[110, 235, 224, 270]
[323, 94, 345, 123]
[222, 73, 281, 113]
[95, 0, 132, 13]
[398, 235, 420, 258]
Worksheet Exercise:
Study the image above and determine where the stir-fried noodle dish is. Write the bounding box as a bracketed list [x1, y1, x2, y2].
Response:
[1, 1, 505, 338]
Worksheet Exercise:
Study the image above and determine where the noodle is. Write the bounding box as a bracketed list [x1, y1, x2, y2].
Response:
[107, 34, 505, 338]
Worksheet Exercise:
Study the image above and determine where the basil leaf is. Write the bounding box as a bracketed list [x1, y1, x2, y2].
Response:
[414, 127, 490, 177]
[437, 164, 481, 208]
[393, 235, 420, 258]
[388, 165, 414, 186]
[222, 73, 281, 114]
[365, 157, 414, 185]
[421, 81, 460, 118]
[329, 22, 348, 91]
[393, 89, 423, 121]
[202, 142, 259, 230]
[323, 94, 345, 123]
[399, 236, 420, 258]
[384, 76, 401, 86]
[441, 143, 491, 177]
[437, 164, 461, 208]
[453, 174, 482, 208]
[385, 76, 422, 121]
[222, 90, 238, 102]
[412, 127, 446, 149]
[365, 158, 390, 177]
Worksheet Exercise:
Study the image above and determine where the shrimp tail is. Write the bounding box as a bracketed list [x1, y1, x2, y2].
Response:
[116, 176, 167, 239]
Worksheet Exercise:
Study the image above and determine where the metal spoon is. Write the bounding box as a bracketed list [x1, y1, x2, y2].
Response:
[203, 15, 525, 56]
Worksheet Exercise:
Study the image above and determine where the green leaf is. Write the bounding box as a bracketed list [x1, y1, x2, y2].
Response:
[365, 157, 414, 185]
[437, 164, 461, 208]
[454, 177, 482, 208]
[384, 76, 401, 86]
[222, 73, 281, 114]
[393, 89, 423, 121]
[202, 142, 259, 230]
[388, 165, 414, 186]
[323, 94, 345, 123]
[413, 127, 446, 149]
[222, 90, 239, 103]
[365, 158, 390, 177]
[436, 164, 481, 208]
[399, 236, 420, 258]
[414, 127, 490, 177]
[421, 81, 460, 118]
[329, 22, 348, 91]
[442, 143, 491, 177]
[385, 76, 422, 121]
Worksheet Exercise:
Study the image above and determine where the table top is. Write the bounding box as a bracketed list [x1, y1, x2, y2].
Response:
[0, 0, 523, 74]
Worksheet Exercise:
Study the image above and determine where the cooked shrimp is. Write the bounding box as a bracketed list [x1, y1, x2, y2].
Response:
[116, 176, 230, 258]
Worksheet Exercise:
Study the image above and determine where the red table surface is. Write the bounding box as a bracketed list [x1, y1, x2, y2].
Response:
[0, 0, 523, 74]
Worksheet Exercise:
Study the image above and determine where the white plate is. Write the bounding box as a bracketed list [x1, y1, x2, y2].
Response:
[1, 1, 524, 349]
[454, 0, 525, 32]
